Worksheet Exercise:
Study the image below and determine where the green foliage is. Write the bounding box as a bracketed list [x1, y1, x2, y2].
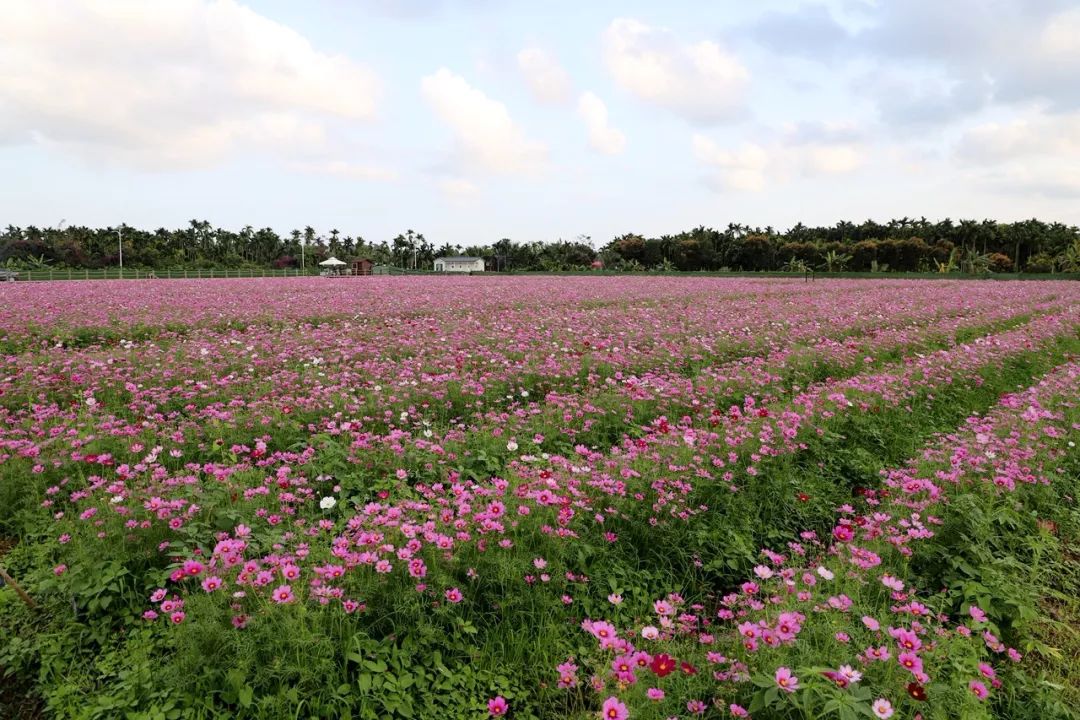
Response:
[3, 216, 1080, 273]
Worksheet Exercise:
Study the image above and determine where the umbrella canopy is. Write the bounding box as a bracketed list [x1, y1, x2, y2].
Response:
[319, 256, 346, 266]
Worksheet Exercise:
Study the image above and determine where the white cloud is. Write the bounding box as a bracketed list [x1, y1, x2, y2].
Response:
[420, 68, 546, 175]
[602, 18, 748, 124]
[693, 126, 864, 192]
[956, 111, 1080, 197]
[291, 160, 398, 181]
[516, 47, 572, 104]
[957, 113, 1080, 165]
[577, 92, 626, 156]
[439, 177, 480, 198]
[1041, 8, 1080, 60]
[0, 0, 381, 170]
[692, 136, 770, 191]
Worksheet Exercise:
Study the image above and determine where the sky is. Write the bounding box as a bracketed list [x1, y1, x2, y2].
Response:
[2, 0, 1079, 246]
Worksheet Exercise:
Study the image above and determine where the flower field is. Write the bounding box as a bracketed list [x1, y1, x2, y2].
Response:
[1, 277, 1078, 720]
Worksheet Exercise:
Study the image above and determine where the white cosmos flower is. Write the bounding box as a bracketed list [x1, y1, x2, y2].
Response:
[319, 496, 337, 510]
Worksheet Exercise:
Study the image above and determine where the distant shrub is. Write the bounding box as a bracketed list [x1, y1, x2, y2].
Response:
[1025, 253, 1055, 273]
[987, 253, 1014, 272]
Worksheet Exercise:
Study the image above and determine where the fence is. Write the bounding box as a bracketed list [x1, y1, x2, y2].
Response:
[10, 268, 324, 282]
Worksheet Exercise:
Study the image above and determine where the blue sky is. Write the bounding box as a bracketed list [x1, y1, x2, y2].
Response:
[2, 0, 1079, 246]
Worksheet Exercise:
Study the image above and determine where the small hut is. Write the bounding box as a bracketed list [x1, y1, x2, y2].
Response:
[351, 258, 374, 276]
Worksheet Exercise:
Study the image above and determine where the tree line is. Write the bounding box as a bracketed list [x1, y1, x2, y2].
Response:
[2, 217, 1079, 274]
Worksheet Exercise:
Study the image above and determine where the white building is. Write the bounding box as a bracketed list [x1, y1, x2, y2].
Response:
[434, 256, 485, 273]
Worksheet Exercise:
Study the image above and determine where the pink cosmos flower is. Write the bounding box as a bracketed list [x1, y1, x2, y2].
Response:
[556, 660, 578, 688]
[872, 698, 894, 718]
[611, 655, 636, 684]
[737, 621, 759, 639]
[487, 696, 508, 717]
[444, 587, 463, 603]
[408, 558, 427, 578]
[588, 620, 617, 642]
[601, 697, 628, 720]
[775, 666, 799, 692]
[201, 576, 223, 592]
[838, 665, 862, 684]
[646, 688, 665, 701]
[898, 652, 923, 676]
[892, 628, 922, 652]
[687, 699, 707, 715]
[271, 584, 295, 603]
[181, 559, 204, 576]
[730, 704, 750, 717]
[969, 680, 989, 700]
[881, 574, 904, 592]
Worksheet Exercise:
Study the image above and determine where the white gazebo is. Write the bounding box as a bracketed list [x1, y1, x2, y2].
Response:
[319, 256, 346, 276]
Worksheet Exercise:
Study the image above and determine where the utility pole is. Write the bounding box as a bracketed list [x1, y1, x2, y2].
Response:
[118, 226, 123, 278]
[301, 239, 305, 272]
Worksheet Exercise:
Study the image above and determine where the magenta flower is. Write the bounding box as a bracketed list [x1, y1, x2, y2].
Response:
[556, 660, 578, 688]
[646, 688, 664, 701]
[600, 697, 628, 720]
[730, 703, 750, 717]
[181, 559, 204, 576]
[487, 696, 508, 717]
[587, 620, 617, 642]
[898, 651, 923, 676]
[444, 587, 463, 603]
[271, 584, 295, 604]
[969, 680, 989, 700]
